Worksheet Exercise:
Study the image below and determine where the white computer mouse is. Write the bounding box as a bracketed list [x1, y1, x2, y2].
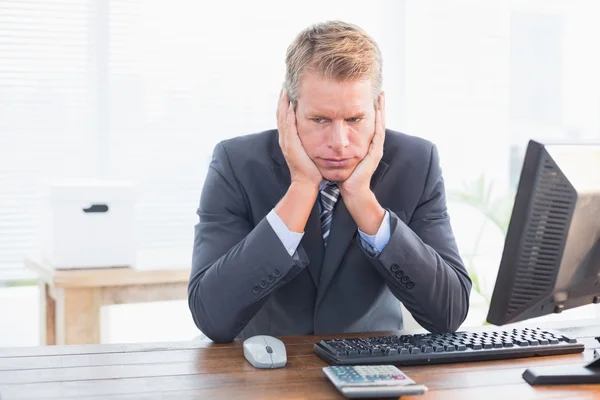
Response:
[243, 335, 287, 369]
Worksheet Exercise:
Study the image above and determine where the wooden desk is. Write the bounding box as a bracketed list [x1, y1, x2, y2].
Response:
[1, 323, 600, 399]
[24, 257, 190, 346]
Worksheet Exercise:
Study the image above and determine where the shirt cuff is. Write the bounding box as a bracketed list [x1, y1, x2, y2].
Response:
[358, 210, 391, 255]
[266, 208, 304, 257]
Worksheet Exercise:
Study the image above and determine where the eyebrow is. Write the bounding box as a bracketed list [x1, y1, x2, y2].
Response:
[307, 113, 366, 119]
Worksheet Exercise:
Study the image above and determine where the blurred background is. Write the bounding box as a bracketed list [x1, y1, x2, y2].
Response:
[1, 0, 599, 347]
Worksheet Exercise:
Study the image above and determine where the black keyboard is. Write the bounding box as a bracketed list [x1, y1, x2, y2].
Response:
[314, 327, 584, 366]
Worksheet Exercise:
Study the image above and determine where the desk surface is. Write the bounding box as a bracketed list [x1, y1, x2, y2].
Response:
[24, 257, 190, 288]
[1, 322, 600, 399]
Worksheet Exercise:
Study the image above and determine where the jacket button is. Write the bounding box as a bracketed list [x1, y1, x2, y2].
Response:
[259, 280, 268, 288]
[252, 285, 261, 294]
[406, 281, 415, 289]
[400, 276, 410, 284]
[266, 274, 275, 283]
[391, 264, 400, 273]
[395, 270, 404, 279]
[273, 268, 282, 277]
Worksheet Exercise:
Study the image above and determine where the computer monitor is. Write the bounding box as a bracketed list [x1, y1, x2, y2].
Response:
[485, 139, 600, 384]
[487, 140, 600, 325]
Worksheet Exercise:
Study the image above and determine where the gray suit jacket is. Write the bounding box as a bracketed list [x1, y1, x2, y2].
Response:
[188, 129, 472, 343]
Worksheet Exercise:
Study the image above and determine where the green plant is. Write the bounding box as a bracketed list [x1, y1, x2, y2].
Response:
[449, 174, 515, 305]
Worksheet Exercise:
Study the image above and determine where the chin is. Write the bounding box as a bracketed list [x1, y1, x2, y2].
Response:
[320, 168, 352, 183]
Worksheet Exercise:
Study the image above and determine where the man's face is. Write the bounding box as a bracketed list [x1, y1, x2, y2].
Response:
[295, 72, 376, 183]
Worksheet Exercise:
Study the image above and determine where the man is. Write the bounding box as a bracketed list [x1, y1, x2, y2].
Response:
[188, 21, 472, 343]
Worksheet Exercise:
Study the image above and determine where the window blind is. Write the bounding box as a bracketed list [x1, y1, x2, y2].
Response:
[0, 0, 98, 279]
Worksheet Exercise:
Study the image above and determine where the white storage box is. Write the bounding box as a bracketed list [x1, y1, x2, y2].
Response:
[40, 179, 137, 269]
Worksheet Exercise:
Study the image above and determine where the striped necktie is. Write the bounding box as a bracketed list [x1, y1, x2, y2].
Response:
[319, 182, 341, 247]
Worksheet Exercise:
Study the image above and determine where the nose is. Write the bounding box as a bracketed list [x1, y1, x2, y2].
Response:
[327, 122, 350, 152]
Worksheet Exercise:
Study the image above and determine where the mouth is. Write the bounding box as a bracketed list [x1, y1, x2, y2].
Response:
[320, 158, 353, 167]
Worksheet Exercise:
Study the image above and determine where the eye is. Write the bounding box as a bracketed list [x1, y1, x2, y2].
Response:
[312, 118, 328, 124]
[346, 118, 362, 123]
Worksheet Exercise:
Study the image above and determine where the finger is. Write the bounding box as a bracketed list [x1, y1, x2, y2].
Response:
[286, 102, 298, 140]
[277, 89, 288, 130]
[376, 109, 385, 146]
[368, 109, 385, 161]
[276, 88, 283, 121]
[378, 92, 386, 128]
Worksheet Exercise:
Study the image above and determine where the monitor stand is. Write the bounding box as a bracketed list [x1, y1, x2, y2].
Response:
[523, 354, 600, 385]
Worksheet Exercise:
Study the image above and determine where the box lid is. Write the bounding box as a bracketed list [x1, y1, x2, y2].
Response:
[44, 178, 136, 203]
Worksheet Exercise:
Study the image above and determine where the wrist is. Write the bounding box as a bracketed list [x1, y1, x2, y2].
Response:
[289, 180, 320, 196]
[274, 181, 319, 233]
[343, 190, 385, 235]
[341, 187, 374, 207]
[339, 183, 370, 200]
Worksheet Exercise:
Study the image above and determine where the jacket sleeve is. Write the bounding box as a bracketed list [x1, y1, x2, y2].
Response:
[188, 142, 309, 343]
[360, 144, 472, 333]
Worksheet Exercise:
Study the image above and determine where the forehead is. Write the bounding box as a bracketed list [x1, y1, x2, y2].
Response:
[297, 72, 373, 114]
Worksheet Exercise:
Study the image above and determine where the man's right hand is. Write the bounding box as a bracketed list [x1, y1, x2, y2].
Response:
[273, 90, 321, 234]
[276, 90, 322, 188]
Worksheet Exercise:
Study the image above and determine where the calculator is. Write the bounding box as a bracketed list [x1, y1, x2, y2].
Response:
[322, 365, 428, 398]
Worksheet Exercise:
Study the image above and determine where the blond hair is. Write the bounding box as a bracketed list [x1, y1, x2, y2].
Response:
[284, 21, 382, 108]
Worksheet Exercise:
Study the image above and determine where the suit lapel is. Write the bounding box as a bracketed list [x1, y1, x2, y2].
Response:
[270, 132, 323, 287]
[315, 159, 390, 308]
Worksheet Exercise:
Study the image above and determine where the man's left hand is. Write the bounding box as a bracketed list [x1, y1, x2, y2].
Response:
[339, 93, 387, 235]
[339, 93, 386, 197]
